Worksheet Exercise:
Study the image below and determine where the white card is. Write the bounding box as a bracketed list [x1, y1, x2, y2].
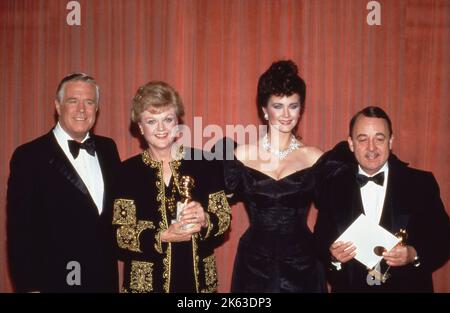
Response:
[335, 214, 401, 269]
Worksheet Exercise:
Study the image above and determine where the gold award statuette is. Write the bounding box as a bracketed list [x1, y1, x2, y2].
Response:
[368, 229, 408, 283]
[176, 176, 195, 229]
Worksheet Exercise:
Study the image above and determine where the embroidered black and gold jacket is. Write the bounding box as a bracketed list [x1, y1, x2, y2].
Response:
[112, 147, 231, 293]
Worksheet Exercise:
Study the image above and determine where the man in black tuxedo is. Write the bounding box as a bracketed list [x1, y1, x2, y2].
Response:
[315, 106, 449, 292]
[7, 73, 120, 292]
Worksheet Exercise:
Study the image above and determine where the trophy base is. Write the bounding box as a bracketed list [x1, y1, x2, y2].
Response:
[367, 268, 390, 284]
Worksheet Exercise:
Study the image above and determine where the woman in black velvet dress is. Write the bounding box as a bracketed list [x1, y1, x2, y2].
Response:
[224, 60, 327, 292]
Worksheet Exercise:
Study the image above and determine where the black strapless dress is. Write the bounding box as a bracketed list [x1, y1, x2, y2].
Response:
[225, 159, 327, 293]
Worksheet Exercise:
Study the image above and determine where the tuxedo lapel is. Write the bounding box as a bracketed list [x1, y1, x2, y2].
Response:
[46, 132, 91, 200]
[92, 136, 110, 211]
[379, 162, 410, 234]
[379, 172, 393, 231]
[351, 183, 364, 223]
[336, 167, 364, 234]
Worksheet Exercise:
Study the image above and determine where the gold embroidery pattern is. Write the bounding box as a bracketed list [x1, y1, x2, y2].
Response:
[169, 157, 182, 195]
[113, 198, 154, 252]
[141, 149, 159, 167]
[130, 261, 154, 292]
[208, 190, 231, 236]
[162, 244, 171, 293]
[192, 234, 200, 293]
[152, 160, 171, 292]
[154, 230, 163, 254]
[116, 220, 154, 252]
[142, 149, 180, 293]
[200, 284, 217, 293]
[113, 199, 137, 225]
[203, 254, 218, 292]
[142, 150, 169, 230]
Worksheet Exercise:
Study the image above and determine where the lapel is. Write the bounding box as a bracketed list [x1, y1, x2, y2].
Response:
[350, 182, 365, 226]
[46, 131, 99, 209]
[92, 135, 110, 208]
[379, 169, 393, 231]
[378, 160, 410, 234]
[335, 165, 364, 234]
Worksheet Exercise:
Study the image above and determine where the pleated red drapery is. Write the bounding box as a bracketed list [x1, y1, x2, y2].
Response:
[0, 0, 448, 292]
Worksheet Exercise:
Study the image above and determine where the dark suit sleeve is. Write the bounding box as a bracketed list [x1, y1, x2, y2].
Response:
[212, 136, 241, 205]
[313, 177, 345, 284]
[110, 157, 162, 262]
[112, 198, 160, 262]
[110, 165, 137, 262]
[313, 159, 353, 287]
[108, 139, 121, 170]
[314, 202, 346, 288]
[407, 173, 450, 273]
[101, 138, 123, 259]
[312, 141, 355, 205]
[314, 198, 337, 265]
[7, 146, 42, 292]
[312, 142, 357, 265]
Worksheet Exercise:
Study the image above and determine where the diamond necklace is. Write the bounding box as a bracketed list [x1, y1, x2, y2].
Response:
[262, 133, 300, 160]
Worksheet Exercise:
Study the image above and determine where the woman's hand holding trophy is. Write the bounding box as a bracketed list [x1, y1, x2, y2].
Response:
[161, 176, 207, 243]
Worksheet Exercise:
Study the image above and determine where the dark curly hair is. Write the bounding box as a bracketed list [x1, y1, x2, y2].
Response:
[257, 60, 306, 122]
[256, 60, 306, 121]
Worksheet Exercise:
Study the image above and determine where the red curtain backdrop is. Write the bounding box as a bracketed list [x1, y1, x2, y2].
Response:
[0, 0, 448, 292]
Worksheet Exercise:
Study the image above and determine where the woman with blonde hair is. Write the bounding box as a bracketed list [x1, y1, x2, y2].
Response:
[112, 81, 231, 293]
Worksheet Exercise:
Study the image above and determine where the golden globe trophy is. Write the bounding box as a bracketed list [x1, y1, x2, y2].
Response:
[380, 229, 408, 282]
[176, 176, 195, 230]
[369, 229, 408, 283]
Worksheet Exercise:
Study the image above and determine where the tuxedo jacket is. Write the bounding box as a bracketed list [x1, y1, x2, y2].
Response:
[314, 143, 450, 292]
[7, 130, 121, 292]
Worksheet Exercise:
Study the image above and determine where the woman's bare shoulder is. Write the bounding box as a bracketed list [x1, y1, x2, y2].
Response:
[297, 144, 324, 166]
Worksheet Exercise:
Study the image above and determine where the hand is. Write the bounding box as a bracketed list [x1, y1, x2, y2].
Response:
[383, 245, 417, 267]
[330, 241, 356, 263]
[179, 201, 207, 228]
[160, 220, 201, 243]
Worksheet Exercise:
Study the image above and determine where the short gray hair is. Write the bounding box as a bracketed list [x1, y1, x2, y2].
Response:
[56, 72, 100, 104]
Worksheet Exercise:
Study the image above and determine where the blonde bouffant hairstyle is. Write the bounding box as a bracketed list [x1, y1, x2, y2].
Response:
[131, 81, 185, 123]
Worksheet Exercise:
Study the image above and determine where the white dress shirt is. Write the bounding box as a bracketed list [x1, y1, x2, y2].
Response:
[331, 162, 390, 271]
[53, 123, 105, 214]
[359, 162, 389, 225]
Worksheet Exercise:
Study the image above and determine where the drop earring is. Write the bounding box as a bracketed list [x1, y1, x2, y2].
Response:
[264, 113, 268, 121]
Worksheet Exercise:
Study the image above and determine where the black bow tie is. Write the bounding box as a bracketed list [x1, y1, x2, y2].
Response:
[68, 138, 96, 158]
[356, 172, 385, 187]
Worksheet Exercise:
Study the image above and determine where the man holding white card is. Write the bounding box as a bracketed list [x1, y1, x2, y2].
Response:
[315, 106, 449, 292]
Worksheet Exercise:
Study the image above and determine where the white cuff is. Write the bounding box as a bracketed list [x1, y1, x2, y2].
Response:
[331, 261, 342, 271]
